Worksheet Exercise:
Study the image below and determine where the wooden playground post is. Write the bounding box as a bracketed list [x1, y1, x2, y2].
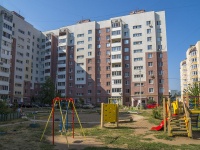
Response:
[100, 103, 104, 128]
[163, 98, 166, 133]
[167, 98, 171, 136]
[185, 92, 189, 108]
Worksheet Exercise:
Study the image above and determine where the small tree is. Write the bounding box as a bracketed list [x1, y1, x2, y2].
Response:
[39, 77, 56, 104]
[184, 82, 200, 108]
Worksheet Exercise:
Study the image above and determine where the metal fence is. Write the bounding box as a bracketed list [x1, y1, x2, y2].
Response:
[0, 112, 20, 121]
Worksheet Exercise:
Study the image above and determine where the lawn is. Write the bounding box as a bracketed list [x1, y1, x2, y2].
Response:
[0, 107, 200, 150]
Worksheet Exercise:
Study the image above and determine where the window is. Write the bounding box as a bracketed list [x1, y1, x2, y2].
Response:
[134, 66, 143, 70]
[126, 89, 130, 93]
[88, 52, 92, 56]
[112, 30, 121, 35]
[112, 22, 120, 28]
[125, 80, 129, 85]
[157, 21, 161, 25]
[112, 54, 121, 59]
[88, 37, 92, 41]
[147, 29, 151, 34]
[97, 44, 101, 48]
[148, 70, 153, 75]
[157, 29, 161, 33]
[97, 37, 101, 41]
[134, 49, 142, 53]
[88, 30, 92, 34]
[134, 74, 143, 78]
[159, 62, 163, 67]
[112, 71, 121, 76]
[106, 58, 110, 63]
[158, 45, 162, 50]
[88, 44, 92, 49]
[146, 21, 151, 25]
[133, 33, 142, 37]
[98, 29, 101, 34]
[159, 87, 164, 93]
[88, 59, 92, 64]
[124, 72, 129, 77]
[106, 66, 110, 70]
[124, 56, 129, 60]
[124, 24, 128, 28]
[124, 31, 129, 36]
[159, 79, 164, 84]
[149, 88, 154, 93]
[112, 88, 122, 93]
[133, 25, 142, 29]
[106, 50, 110, 55]
[88, 67, 92, 71]
[88, 74, 91, 79]
[112, 46, 121, 51]
[147, 45, 152, 50]
[106, 82, 110, 86]
[106, 43, 110, 47]
[106, 35, 110, 40]
[159, 53, 163, 58]
[147, 37, 152, 42]
[77, 41, 84, 45]
[106, 28, 110, 33]
[106, 74, 110, 78]
[124, 40, 129, 44]
[134, 57, 143, 62]
[159, 70, 164, 75]
[77, 34, 84, 37]
[149, 79, 154, 84]
[125, 64, 129, 68]
[148, 62, 153, 67]
[88, 90, 92, 94]
[133, 41, 142, 45]
[124, 48, 129, 52]
[148, 53, 153, 58]
[157, 37, 162, 41]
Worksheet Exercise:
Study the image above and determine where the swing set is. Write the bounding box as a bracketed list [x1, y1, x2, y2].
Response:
[40, 97, 85, 145]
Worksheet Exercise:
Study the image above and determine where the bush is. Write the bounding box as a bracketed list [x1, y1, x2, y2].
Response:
[152, 107, 162, 119]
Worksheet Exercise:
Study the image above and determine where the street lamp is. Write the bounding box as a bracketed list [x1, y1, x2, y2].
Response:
[139, 69, 142, 110]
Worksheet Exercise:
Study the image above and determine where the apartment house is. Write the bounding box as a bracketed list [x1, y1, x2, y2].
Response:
[0, 6, 44, 103]
[180, 41, 200, 97]
[0, 6, 169, 105]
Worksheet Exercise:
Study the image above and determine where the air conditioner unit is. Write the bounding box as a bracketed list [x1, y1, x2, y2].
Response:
[149, 24, 153, 28]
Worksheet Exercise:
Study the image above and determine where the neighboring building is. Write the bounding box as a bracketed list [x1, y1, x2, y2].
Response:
[169, 90, 180, 97]
[180, 41, 200, 97]
[0, 6, 169, 105]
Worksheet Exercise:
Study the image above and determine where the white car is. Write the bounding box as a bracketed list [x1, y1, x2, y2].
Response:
[82, 104, 94, 109]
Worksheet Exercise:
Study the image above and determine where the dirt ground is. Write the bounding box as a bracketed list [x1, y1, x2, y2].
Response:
[47, 111, 200, 150]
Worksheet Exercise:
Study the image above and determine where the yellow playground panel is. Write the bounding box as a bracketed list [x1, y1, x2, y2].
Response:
[101, 103, 119, 128]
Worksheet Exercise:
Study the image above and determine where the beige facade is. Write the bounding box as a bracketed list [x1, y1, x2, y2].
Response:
[180, 41, 200, 97]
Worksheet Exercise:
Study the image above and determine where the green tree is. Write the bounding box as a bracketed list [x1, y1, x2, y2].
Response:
[184, 82, 200, 109]
[39, 77, 56, 104]
[184, 83, 200, 97]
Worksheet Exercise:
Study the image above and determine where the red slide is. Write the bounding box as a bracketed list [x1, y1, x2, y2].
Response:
[151, 120, 164, 131]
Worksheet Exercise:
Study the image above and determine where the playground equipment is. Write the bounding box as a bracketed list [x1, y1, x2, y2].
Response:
[101, 103, 119, 128]
[151, 95, 200, 138]
[40, 97, 85, 145]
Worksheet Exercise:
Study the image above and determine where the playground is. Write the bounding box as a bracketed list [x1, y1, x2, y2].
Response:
[0, 96, 200, 149]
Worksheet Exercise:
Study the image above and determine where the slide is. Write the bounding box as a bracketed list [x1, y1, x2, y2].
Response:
[151, 120, 164, 131]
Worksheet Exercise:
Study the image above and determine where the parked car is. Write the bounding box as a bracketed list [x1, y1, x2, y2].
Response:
[82, 104, 95, 109]
[146, 103, 158, 109]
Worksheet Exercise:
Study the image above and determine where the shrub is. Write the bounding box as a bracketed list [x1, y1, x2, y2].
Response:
[152, 107, 162, 119]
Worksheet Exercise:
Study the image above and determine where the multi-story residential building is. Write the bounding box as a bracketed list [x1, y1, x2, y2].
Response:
[0, 6, 169, 106]
[180, 41, 200, 97]
[0, 6, 44, 103]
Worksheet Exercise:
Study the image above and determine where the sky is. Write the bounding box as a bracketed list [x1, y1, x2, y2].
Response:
[1, 0, 200, 91]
